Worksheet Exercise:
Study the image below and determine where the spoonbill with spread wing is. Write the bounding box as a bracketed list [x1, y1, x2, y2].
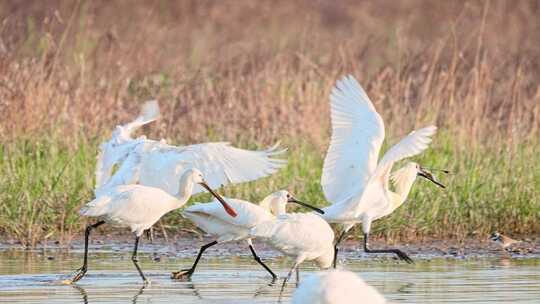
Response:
[320, 75, 447, 266]
[171, 190, 324, 281]
[250, 212, 334, 298]
[94, 100, 286, 198]
[65, 169, 236, 285]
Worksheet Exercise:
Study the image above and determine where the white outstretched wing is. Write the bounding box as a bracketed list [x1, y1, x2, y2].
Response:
[321, 75, 385, 205]
[95, 100, 160, 189]
[370, 126, 437, 187]
[122, 141, 287, 195]
[176, 142, 287, 194]
[95, 100, 286, 196]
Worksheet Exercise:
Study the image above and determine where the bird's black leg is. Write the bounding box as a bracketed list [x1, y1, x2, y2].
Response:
[171, 241, 218, 279]
[69, 220, 105, 283]
[132, 284, 147, 303]
[132, 235, 149, 284]
[333, 230, 348, 268]
[363, 233, 413, 263]
[249, 244, 277, 282]
[145, 228, 154, 243]
[295, 267, 300, 287]
[279, 262, 299, 302]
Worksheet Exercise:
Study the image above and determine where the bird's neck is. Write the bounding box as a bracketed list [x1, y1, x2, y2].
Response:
[175, 175, 194, 207]
[259, 195, 284, 216]
[389, 167, 417, 211]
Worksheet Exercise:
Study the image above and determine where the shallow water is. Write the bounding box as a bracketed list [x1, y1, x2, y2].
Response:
[0, 249, 538, 303]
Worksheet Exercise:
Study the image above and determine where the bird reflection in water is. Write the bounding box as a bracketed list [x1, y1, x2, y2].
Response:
[70, 284, 148, 304]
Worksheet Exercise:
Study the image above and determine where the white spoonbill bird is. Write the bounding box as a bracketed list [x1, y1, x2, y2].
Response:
[292, 270, 387, 304]
[172, 190, 324, 281]
[320, 75, 447, 265]
[94, 100, 286, 197]
[250, 213, 335, 297]
[66, 168, 237, 285]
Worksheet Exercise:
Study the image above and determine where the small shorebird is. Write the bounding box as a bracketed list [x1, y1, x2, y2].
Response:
[171, 190, 324, 281]
[489, 232, 532, 254]
[65, 169, 236, 285]
[292, 270, 387, 304]
[489, 232, 520, 249]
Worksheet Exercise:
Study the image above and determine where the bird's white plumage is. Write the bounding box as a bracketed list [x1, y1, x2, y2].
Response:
[350, 127, 438, 222]
[81, 169, 228, 237]
[321, 75, 439, 242]
[96, 141, 286, 197]
[142, 142, 286, 195]
[81, 185, 177, 236]
[95, 100, 160, 189]
[371, 126, 437, 187]
[183, 196, 275, 243]
[292, 270, 387, 304]
[117, 100, 160, 140]
[321, 75, 385, 205]
[251, 213, 335, 267]
[94, 101, 286, 197]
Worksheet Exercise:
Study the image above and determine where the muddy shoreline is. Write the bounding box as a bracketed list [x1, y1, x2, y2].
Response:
[1, 234, 539, 260]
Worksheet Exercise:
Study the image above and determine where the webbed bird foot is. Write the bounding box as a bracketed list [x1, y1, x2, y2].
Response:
[395, 250, 414, 264]
[64, 266, 87, 284]
[171, 269, 193, 280]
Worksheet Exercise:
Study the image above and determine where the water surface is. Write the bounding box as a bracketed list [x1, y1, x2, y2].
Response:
[0, 249, 538, 303]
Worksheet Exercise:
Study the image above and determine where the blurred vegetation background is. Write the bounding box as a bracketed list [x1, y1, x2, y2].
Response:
[0, 1, 538, 247]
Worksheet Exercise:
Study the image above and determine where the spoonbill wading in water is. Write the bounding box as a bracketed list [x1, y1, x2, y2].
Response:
[94, 100, 287, 198]
[172, 190, 324, 281]
[320, 75, 447, 265]
[65, 169, 237, 285]
[250, 212, 335, 299]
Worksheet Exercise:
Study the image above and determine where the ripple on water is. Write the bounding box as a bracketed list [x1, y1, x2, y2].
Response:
[0, 251, 539, 303]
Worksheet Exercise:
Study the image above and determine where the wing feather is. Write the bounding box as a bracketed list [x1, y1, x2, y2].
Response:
[177, 142, 287, 194]
[321, 75, 385, 204]
[370, 126, 437, 186]
[96, 104, 286, 196]
[104, 141, 286, 196]
[95, 100, 160, 189]
[121, 100, 160, 136]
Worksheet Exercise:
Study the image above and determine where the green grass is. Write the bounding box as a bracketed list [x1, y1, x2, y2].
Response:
[1, 134, 538, 247]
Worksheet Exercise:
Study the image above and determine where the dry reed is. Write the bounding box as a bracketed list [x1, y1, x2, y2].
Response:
[0, 1, 539, 246]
